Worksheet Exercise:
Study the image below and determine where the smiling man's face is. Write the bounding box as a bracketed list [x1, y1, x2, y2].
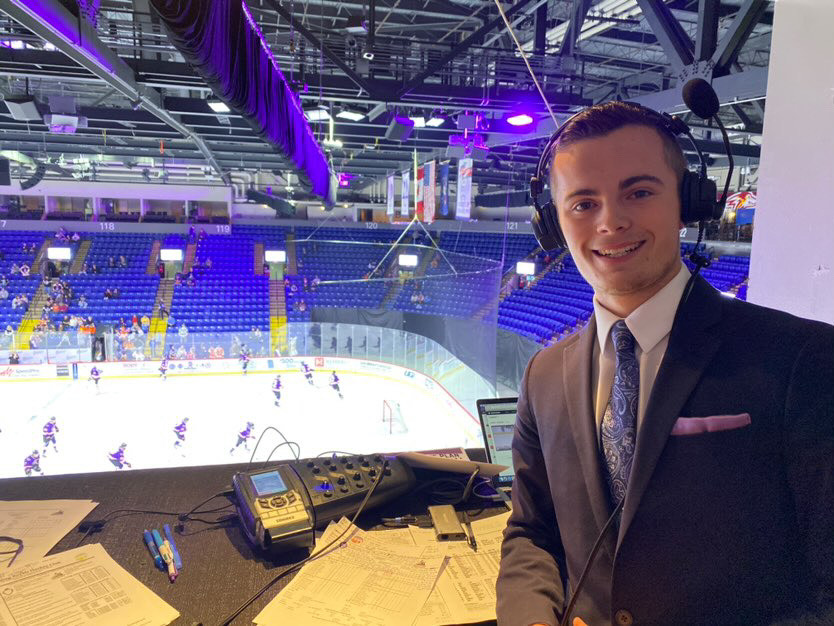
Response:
[550, 124, 684, 317]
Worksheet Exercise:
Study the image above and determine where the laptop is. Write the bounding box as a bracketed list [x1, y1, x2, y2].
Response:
[476, 397, 519, 491]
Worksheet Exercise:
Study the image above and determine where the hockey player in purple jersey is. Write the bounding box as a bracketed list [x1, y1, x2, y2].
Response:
[329, 371, 343, 399]
[173, 417, 189, 453]
[239, 346, 251, 375]
[108, 443, 132, 469]
[272, 375, 282, 407]
[159, 358, 169, 380]
[301, 361, 314, 386]
[42, 416, 59, 456]
[24, 450, 42, 476]
[230, 421, 255, 454]
[88, 366, 102, 392]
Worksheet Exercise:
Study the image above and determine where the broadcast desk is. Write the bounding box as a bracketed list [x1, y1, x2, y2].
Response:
[0, 453, 502, 626]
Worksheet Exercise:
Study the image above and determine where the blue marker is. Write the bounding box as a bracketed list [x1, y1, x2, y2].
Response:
[163, 524, 182, 570]
[143, 530, 164, 569]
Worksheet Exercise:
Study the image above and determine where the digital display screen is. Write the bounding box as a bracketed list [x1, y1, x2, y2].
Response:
[479, 399, 518, 484]
[250, 471, 288, 496]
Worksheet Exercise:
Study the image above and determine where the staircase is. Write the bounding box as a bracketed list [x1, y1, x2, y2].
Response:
[182, 243, 197, 274]
[269, 279, 288, 355]
[380, 248, 435, 308]
[16, 282, 51, 348]
[145, 278, 175, 358]
[145, 240, 162, 275]
[285, 234, 298, 275]
[69, 240, 92, 274]
[472, 250, 569, 322]
[33, 240, 50, 275]
[254, 243, 265, 275]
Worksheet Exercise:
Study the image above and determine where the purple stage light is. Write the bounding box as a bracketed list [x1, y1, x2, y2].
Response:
[507, 113, 533, 126]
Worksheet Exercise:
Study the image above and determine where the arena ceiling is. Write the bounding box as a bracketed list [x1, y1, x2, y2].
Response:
[0, 0, 772, 203]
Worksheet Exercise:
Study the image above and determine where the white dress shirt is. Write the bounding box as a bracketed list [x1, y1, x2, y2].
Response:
[591, 262, 691, 440]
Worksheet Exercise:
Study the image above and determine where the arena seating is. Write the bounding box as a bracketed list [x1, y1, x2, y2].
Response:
[0, 231, 45, 335]
[62, 233, 159, 328]
[168, 234, 269, 336]
[436, 231, 539, 273]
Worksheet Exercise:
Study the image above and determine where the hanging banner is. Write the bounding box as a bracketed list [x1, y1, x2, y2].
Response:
[423, 160, 436, 223]
[416, 165, 425, 220]
[456, 157, 473, 220]
[400, 169, 410, 215]
[386, 174, 395, 216]
[439, 161, 451, 218]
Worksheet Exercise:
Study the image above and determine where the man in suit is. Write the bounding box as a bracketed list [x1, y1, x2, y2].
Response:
[496, 102, 834, 626]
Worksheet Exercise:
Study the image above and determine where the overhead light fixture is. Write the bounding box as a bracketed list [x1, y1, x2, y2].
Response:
[323, 138, 343, 149]
[362, 48, 375, 61]
[507, 113, 534, 126]
[208, 100, 230, 113]
[305, 107, 331, 122]
[425, 116, 445, 127]
[336, 110, 365, 122]
[516, 261, 535, 275]
[410, 116, 426, 128]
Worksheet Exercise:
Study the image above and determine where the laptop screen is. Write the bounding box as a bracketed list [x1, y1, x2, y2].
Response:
[477, 397, 518, 488]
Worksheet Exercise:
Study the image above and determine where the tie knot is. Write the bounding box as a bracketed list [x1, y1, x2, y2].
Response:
[611, 320, 635, 354]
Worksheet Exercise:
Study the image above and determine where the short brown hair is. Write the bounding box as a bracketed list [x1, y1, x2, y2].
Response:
[550, 101, 688, 189]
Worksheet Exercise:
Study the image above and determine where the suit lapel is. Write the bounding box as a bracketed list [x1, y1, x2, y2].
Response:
[617, 276, 724, 547]
[563, 317, 617, 561]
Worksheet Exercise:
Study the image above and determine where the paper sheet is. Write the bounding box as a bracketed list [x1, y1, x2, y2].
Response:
[0, 543, 179, 626]
[411, 511, 511, 626]
[0, 499, 98, 568]
[397, 452, 507, 477]
[255, 519, 445, 626]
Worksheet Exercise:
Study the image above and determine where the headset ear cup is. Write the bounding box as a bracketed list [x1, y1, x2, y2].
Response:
[680, 171, 719, 224]
[532, 201, 566, 251]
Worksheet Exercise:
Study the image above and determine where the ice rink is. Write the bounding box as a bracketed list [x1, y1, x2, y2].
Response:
[1, 368, 483, 479]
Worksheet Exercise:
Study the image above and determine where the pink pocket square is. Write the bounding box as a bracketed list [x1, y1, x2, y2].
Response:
[670, 413, 751, 436]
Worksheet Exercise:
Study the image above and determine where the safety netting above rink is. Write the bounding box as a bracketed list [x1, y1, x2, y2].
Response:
[282, 231, 503, 412]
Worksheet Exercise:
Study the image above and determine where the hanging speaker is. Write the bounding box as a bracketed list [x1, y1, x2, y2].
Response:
[384, 116, 415, 142]
[0, 159, 9, 186]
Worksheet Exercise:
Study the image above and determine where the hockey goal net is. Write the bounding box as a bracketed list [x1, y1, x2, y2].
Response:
[382, 399, 408, 435]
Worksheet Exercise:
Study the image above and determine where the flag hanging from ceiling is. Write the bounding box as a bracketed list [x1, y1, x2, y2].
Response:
[416, 165, 425, 220]
[439, 161, 450, 218]
[386, 174, 395, 216]
[400, 169, 410, 215]
[423, 160, 436, 223]
[456, 157, 473, 220]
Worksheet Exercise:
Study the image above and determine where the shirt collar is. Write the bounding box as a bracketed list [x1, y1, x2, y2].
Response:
[594, 262, 691, 354]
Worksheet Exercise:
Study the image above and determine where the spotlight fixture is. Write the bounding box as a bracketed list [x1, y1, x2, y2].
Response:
[507, 113, 533, 126]
[362, 48, 375, 61]
[336, 110, 365, 122]
[305, 107, 331, 122]
[208, 100, 230, 113]
[409, 116, 426, 128]
[425, 116, 445, 127]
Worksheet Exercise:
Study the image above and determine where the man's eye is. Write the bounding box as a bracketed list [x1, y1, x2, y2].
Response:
[572, 201, 594, 212]
[631, 189, 652, 199]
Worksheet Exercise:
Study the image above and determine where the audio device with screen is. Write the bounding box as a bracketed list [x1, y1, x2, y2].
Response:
[232, 454, 416, 553]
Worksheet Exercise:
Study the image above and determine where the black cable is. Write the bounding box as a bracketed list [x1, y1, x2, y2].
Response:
[451, 467, 481, 506]
[247, 426, 301, 469]
[559, 499, 624, 626]
[219, 459, 389, 625]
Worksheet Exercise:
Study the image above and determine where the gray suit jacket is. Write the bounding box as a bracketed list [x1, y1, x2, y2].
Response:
[496, 276, 834, 625]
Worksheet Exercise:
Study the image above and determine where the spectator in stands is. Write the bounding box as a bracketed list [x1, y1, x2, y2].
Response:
[186, 273, 196, 287]
[0, 286, 7, 300]
[263, 262, 269, 276]
[104, 288, 112, 300]
[344, 336, 352, 354]
[8, 351, 19, 364]
[118, 255, 127, 268]
[157, 261, 165, 278]
[298, 300, 307, 313]
[311, 276, 321, 291]
[71, 232, 80, 242]
[175, 273, 183, 287]
[198, 228, 206, 240]
[198, 343, 209, 359]
[330, 336, 337, 352]
[91, 262, 100, 274]
[205, 257, 212, 269]
[68, 315, 79, 330]
[112, 287, 121, 299]
[10, 263, 19, 275]
[108, 256, 115, 268]
[0, 274, 7, 287]
[141, 314, 150, 333]
[178, 323, 188, 341]
[188, 225, 196, 243]
[78, 295, 88, 308]
[157, 303, 168, 319]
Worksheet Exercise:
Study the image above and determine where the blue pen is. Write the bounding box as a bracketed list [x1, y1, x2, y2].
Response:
[163, 524, 182, 570]
[143, 530, 164, 569]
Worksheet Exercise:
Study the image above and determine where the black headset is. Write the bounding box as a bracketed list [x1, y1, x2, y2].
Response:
[529, 102, 725, 251]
